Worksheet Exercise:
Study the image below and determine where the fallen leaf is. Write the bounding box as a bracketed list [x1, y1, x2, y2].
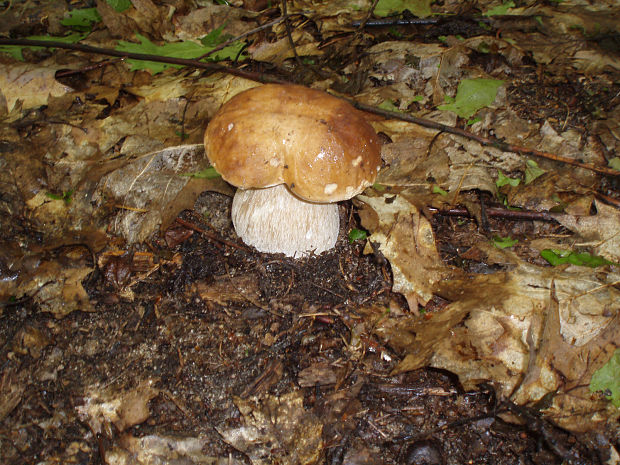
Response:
[0, 63, 73, 115]
[94, 144, 232, 244]
[106, 434, 246, 465]
[555, 200, 620, 262]
[218, 391, 323, 465]
[76, 379, 159, 436]
[357, 192, 451, 310]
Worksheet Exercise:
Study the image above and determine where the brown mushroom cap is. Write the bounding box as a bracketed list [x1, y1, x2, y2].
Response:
[204, 84, 381, 203]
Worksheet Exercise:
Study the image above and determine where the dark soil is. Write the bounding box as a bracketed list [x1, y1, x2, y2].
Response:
[0, 191, 604, 465]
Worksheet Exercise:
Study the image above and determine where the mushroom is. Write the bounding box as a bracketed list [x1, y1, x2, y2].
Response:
[204, 84, 381, 257]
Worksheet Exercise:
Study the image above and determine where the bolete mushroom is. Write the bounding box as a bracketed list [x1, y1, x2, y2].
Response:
[204, 84, 381, 257]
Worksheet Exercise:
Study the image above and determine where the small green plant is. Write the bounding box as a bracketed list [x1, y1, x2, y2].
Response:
[492, 235, 517, 249]
[483, 1, 515, 17]
[378, 100, 401, 112]
[541, 249, 615, 268]
[46, 190, 74, 205]
[432, 185, 448, 196]
[0, 33, 86, 60]
[107, 0, 132, 12]
[374, 0, 432, 18]
[524, 159, 546, 184]
[61, 8, 102, 32]
[496, 171, 520, 188]
[183, 166, 221, 179]
[590, 349, 620, 407]
[116, 30, 246, 74]
[348, 228, 368, 243]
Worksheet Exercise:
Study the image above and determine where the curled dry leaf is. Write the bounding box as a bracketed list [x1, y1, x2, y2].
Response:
[356, 192, 451, 310]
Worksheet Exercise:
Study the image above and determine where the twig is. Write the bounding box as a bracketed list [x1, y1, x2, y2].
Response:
[0, 38, 288, 84]
[352, 17, 441, 27]
[355, 0, 381, 32]
[196, 15, 289, 60]
[281, 0, 303, 68]
[175, 217, 251, 251]
[350, 101, 620, 177]
[426, 206, 558, 222]
[1, 38, 617, 177]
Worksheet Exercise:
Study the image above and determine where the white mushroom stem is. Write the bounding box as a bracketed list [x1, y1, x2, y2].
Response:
[231, 184, 339, 258]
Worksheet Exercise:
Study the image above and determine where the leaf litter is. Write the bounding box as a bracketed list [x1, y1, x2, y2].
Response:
[0, 0, 619, 463]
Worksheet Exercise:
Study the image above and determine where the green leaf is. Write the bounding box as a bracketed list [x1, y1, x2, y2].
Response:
[438, 78, 504, 118]
[201, 24, 231, 47]
[524, 159, 546, 184]
[492, 235, 517, 249]
[61, 8, 101, 31]
[46, 190, 74, 205]
[608, 157, 620, 171]
[372, 183, 386, 192]
[116, 33, 245, 74]
[183, 166, 221, 179]
[496, 170, 520, 188]
[438, 78, 504, 119]
[348, 228, 368, 243]
[378, 100, 401, 112]
[590, 349, 620, 407]
[432, 185, 448, 196]
[106, 0, 132, 12]
[374, 0, 432, 18]
[0, 33, 86, 60]
[540, 249, 615, 268]
[483, 1, 515, 17]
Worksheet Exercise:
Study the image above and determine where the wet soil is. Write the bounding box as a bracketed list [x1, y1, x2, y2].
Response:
[0, 191, 604, 465]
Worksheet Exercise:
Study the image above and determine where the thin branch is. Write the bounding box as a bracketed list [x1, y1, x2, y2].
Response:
[196, 15, 289, 60]
[0, 38, 288, 84]
[281, 0, 303, 68]
[355, 0, 381, 32]
[1, 38, 617, 177]
[350, 101, 620, 177]
[426, 206, 557, 222]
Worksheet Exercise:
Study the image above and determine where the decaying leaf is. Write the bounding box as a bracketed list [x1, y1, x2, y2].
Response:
[0, 251, 94, 318]
[357, 191, 451, 310]
[193, 274, 261, 306]
[217, 391, 323, 465]
[0, 369, 25, 422]
[94, 144, 232, 244]
[105, 434, 245, 465]
[555, 200, 620, 262]
[76, 379, 159, 436]
[422, 261, 620, 431]
[0, 63, 73, 116]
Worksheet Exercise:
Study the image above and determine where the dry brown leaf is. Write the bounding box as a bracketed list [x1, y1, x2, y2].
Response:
[357, 192, 451, 310]
[193, 274, 260, 306]
[106, 434, 245, 465]
[217, 391, 323, 465]
[94, 144, 232, 244]
[76, 379, 159, 436]
[555, 200, 620, 262]
[421, 262, 620, 431]
[0, 63, 72, 116]
[0, 369, 25, 422]
[96, 0, 138, 38]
